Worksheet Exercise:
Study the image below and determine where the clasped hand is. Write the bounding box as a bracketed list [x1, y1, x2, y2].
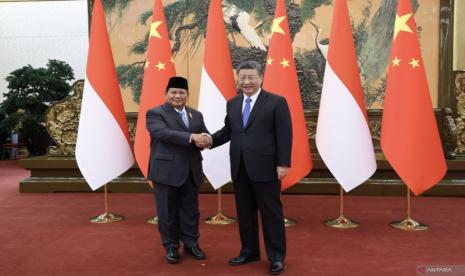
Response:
[192, 133, 212, 149]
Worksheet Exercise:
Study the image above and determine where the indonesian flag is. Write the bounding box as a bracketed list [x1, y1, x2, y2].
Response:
[381, 0, 446, 195]
[263, 0, 312, 191]
[76, 0, 134, 191]
[134, 0, 175, 179]
[315, 0, 376, 192]
[198, 0, 236, 189]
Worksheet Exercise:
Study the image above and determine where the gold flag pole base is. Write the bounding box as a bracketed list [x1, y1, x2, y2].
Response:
[324, 215, 359, 229]
[324, 186, 358, 228]
[284, 217, 297, 227]
[90, 211, 124, 224]
[204, 188, 236, 225]
[389, 218, 429, 231]
[146, 216, 158, 225]
[89, 184, 124, 224]
[282, 193, 297, 227]
[390, 187, 429, 231]
[204, 212, 236, 225]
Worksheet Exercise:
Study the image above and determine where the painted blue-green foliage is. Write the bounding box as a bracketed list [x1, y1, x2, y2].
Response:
[105, 0, 420, 108]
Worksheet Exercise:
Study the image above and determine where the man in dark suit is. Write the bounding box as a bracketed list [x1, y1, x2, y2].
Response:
[210, 60, 292, 275]
[146, 76, 210, 264]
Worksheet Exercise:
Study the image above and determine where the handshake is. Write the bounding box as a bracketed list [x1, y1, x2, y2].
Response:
[191, 133, 212, 149]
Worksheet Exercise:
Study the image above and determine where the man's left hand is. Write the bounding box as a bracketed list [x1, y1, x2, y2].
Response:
[277, 166, 289, 180]
[192, 133, 212, 149]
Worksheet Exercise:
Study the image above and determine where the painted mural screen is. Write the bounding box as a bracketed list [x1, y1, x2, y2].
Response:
[103, 0, 439, 112]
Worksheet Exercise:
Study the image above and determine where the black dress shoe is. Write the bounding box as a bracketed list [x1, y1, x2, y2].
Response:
[269, 261, 284, 275]
[229, 255, 260, 266]
[184, 245, 206, 260]
[165, 247, 179, 264]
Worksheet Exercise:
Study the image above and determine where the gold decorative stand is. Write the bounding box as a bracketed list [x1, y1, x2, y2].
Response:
[145, 181, 158, 224]
[146, 216, 158, 224]
[90, 184, 124, 223]
[324, 186, 359, 228]
[281, 194, 297, 227]
[204, 188, 236, 225]
[284, 217, 297, 227]
[389, 187, 429, 231]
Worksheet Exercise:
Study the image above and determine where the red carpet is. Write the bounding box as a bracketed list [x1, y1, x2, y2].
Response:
[1, 160, 465, 275]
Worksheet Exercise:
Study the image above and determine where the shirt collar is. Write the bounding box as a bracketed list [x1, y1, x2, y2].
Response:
[243, 88, 261, 103]
[173, 106, 186, 115]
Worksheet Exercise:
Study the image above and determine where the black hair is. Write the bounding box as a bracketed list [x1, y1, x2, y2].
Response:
[236, 60, 264, 76]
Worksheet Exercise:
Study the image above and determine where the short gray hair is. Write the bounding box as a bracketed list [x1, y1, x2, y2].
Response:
[236, 60, 263, 76]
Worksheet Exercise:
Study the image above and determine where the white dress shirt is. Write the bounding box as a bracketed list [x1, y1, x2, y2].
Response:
[242, 88, 261, 113]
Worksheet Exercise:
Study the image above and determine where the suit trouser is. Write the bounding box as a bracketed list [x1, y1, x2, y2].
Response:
[234, 158, 286, 262]
[153, 171, 200, 250]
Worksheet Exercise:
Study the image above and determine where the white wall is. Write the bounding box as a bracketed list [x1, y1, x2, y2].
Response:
[0, 0, 88, 102]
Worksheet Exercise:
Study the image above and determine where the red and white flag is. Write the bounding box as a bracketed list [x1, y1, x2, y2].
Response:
[316, 0, 376, 192]
[381, 0, 446, 195]
[76, 0, 134, 190]
[134, 0, 175, 179]
[263, 0, 312, 191]
[198, 0, 236, 189]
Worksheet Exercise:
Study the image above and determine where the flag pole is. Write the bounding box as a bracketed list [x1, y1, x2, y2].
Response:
[146, 182, 158, 224]
[282, 195, 297, 227]
[389, 186, 428, 231]
[90, 184, 124, 223]
[204, 188, 236, 225]
[324, 185, 358, 228]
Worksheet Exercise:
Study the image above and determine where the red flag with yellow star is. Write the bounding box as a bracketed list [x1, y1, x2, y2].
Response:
[381, 0, 446, 195]
[134, 0, 175, 179]
[263, 0, 312, 191]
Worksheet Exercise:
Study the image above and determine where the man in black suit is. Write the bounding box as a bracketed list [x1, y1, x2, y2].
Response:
[210, 60, 292, 275]
[146, 76, 210, 264]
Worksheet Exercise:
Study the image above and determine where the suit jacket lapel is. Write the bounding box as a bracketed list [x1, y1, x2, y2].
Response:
[244, 91, 268, 130]
[233, 94, 244, 131]
[163, 103, 188, 131]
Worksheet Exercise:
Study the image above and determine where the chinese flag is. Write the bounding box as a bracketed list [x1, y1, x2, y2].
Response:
[381, 0, 446, 195]
[263, 0, 312, 191]
[134, 0, 175, 179]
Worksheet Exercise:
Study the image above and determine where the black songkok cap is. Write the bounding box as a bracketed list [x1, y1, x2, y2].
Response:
[166, 76, 188, 90]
